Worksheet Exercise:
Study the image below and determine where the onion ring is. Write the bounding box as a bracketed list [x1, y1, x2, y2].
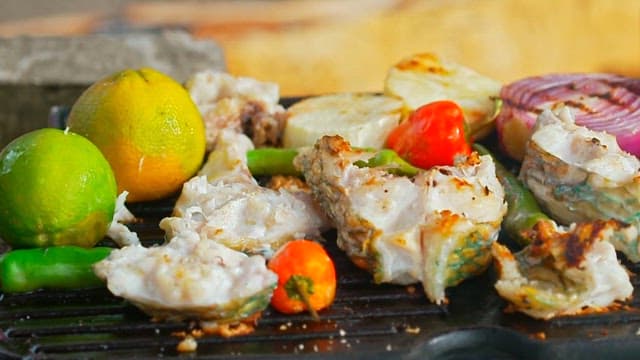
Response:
[496, 73, 640, 160]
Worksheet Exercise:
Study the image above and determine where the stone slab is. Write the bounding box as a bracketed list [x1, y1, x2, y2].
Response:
[0, 30, 226, 147]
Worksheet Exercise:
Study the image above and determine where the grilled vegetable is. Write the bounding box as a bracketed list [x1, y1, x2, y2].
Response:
[519, 107, 640, 262]
[247, 148, 300, 177]
[384, 52, 502, 140]
[247, 147, 420, 178]
[352, 149, 419, 177]
[492, 220, 633, 320]
[267, 240, 336, 319]
[473, 144, 549, 247]
[295, 135, 506, 304]
[0, 246, 111, 293]
[386, 100, 472, 169]
[496, 73, 640, 160]
[282, 93, 404, 149]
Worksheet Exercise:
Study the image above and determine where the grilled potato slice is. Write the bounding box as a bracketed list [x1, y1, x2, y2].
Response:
[282, 93, 404, 149]
[384, 53, 501, 139]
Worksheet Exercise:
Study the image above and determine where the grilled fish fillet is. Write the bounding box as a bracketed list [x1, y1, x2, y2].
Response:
[186, 70, 286, 150]
[492, 219, 633, 320]
[94, 228, 277, 323]
[519, 107, 640, 261]
[160, 130, 330, 258]
[295, 135, 506, 304]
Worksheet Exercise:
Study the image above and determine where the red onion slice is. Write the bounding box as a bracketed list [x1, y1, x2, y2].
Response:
[496, 73, 640, 160]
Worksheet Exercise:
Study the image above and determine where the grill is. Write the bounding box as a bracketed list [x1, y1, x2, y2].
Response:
[3, 100, 640, 359]
[3, 198, 640, 359]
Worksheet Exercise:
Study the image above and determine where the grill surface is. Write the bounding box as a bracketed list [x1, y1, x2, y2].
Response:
[2, 100, 640, 359]
[3, 198, 640, 359]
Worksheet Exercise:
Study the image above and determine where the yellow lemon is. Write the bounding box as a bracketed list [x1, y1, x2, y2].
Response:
[66, 68, 206, 202]
[0, 128, 117, 248]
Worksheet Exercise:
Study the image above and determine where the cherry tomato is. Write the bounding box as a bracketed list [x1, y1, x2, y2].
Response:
[386, 100, 472, 169]
[268, 240, 336, 319]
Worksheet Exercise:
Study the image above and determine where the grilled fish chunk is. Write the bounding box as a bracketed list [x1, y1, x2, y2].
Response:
[186, 70, 286, 150]
[295, 135, 506, 303]
[93, 228, 277, 324]
[519, 107, 640, 261]
[106, 191, 139, 247]
[492, 219, 633, 320]
[160, 130, 330, 258]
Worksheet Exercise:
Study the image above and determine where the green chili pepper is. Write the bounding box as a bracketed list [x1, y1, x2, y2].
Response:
[247, 147, 420, 177]
[246, 148, 301, 177]
[473, 143, 550, 247]
[353, 149, 419, 176]
[0, 246, 112, 293]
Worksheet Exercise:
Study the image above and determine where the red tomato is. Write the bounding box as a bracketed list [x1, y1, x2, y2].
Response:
[268, 240, 336, 319]
[386, 100, 472, 169]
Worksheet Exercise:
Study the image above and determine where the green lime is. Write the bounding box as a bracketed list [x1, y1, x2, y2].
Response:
[0, 128, 117, 248]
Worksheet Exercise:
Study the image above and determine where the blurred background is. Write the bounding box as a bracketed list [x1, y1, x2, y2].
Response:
[1, 0, 638, 96]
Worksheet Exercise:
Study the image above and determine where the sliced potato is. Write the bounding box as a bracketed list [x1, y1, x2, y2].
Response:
[384, 53, 501, 139]
[282, 93, 404, 149]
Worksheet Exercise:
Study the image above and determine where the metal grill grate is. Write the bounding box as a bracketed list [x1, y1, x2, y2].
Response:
[2, 196, 640, 359]
[3, 101, 640, 359]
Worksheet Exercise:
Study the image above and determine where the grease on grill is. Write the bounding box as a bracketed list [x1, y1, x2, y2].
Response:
[177, 335, 198, 353]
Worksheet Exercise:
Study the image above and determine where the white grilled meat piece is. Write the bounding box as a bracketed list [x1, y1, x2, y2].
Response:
[106, 191, 139, 247]
[492, 219, 633, 320]
[186, 70, 286, 150]
[93, 228, 277, 323]
[519, 107, 640, 261]
[160, 130, 330, 258]
[197, 128, 255, 183]
[295, 135, 506, 304]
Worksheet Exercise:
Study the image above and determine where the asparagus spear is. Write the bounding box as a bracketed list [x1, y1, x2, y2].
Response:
[246, 148, 419, 177]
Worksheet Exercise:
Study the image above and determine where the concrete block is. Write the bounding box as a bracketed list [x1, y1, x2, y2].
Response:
[0, 30, 225, 147]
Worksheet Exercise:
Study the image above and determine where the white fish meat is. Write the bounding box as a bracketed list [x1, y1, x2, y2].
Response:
[519, 107, 640, 261]
[160, 130, 330, 258]
[93, 228, 277, 323]
[492, 219, 633, 320]
[295, 135, 506, 304]
[186, 70, 286, 150]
